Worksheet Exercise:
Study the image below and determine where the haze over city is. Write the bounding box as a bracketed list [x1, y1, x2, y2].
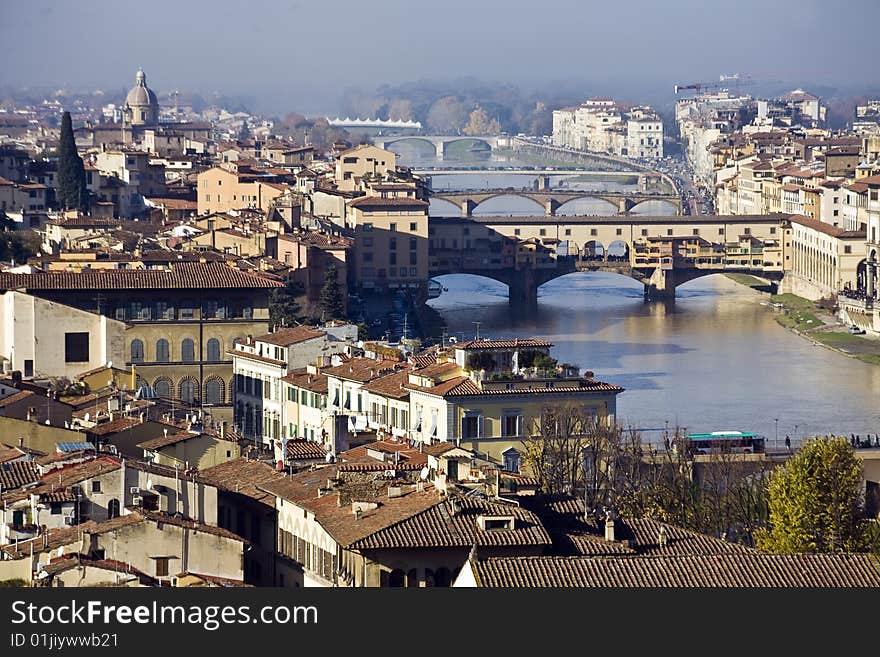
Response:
[3, 0, 880, 114]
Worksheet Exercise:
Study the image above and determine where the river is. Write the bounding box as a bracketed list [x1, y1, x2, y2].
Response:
[392, 143, 880, 444]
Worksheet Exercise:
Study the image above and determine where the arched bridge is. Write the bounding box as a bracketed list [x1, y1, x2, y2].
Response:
[431, 189, 682, 216]
[427, 213, 791, 306]
[374, 135, 506, 159]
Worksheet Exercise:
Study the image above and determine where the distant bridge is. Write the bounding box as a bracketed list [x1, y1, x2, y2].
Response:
[327, 117, 423, 130]
[427, 213, 790, 306]
[375, 135, 508, 159]
[431, 189, 682, 216]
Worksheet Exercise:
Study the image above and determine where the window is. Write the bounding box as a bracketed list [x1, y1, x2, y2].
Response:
[502, 448, 521, 473]
[363, 223, 373, 232]
[389, 237, 397, 250]
[539, 229, 546, 236]
[64, 332, 89, 362]
[565, 229, 571, 236]
[514, 229, 521, 235]
[154, 378, 171, 398]
[410, 252, 417, 265]
[363, 252, 373, 262]
[180, 379, 196, 404]
[390, 252, 397, 265]
[390, 223, 397, 232]
[502, 413, 522, 437]
[770, 227, 776, 234]
[207, 338, 221, 362]
[181, 339, 195, 362]
[154, 557, 170, 578]
[719, 228, 725, 235]
[410, 222, 417, 231]
[130, 339, 144, 363]
[363, 237, 373, 247]
[410, 267, 417, 276]
[641, 229, 648, 236]
[667, 229, 673, 236]
[156, 339, 169, 363]
[205, 378, 223, 405]
[844, 245, 852, 254]
[616, 228, 622, 235]
[92, 480, 101, 493]
[590, 229, 598, 236]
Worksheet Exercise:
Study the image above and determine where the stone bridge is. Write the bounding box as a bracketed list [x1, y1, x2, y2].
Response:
[431, 189, 682, 216]
[427, 213, 791, 306]
[374, 135, 507, 159]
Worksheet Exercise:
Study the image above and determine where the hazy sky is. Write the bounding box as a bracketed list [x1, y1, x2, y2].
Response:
[3, 0, 879, 114]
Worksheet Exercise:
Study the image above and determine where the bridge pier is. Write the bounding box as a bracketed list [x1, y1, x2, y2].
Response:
[461, 199, 477, 217]
[537, 174, 551, 191]
[545, 199, 560, 216]
[508, 269, 539, 310]
[643, 268, 678, 301]
[618, 198, 634, 215]
[436, 140, 445, 160]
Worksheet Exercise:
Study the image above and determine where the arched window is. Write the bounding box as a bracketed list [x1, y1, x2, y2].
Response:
[181, 338, 195, 363]
[156, 339, 169, 363]
[130, 339, 144, 363]
[179, 378, 197, 404]
[107, 499, 120, 519]
[206, 338, 221, 362]
[204, 377, 224, 405]
[387, 569, 406, 588]
[153, 377, 172, 398]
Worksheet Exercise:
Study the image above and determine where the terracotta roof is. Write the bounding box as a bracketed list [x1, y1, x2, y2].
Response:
[1, 456, 121, 504]
[859, 174, 880, 186]
[349, 496, 552, 550]
[0, 447, 26, 464]
[323, 358, 405, 384]
[790, 214, 865, 239]
[86, 416, 142, 436]
[134, 508, 247, 542]
[282, 368, 329, 394]
[0, 460, 39, 489]
[254, 326, 325, 346]
[287, 439, 328, 460]
[361, 369, 411, 400]
[406, 376, 623, 398]
[0, 263, 283, 291]
[278, 231, 353, 249]
[1, 513, 142, 560]
[347, 196, 428, 209]
[467, 553, 880, 587]
[339, 439, 428, 470]
[260, 469, 441, 548]
[455, 339, 553, 350]
[137, 431, 197, 451]
[0, 390, 35, 408]
[227, 348, 286, 366]
[40, 555, 158, 584]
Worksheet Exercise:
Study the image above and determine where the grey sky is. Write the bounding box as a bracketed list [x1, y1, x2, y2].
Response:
[3, 0, 879, 114]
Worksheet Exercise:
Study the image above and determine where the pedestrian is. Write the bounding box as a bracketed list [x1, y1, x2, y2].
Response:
[785, 435, 791, 452]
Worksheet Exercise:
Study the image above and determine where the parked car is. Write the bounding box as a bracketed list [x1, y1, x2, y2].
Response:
[849, 325, 866, 335]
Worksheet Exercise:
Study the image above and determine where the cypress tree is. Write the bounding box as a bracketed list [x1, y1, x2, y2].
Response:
[57, 111, 86, 211]
[319, 265, 345, 320]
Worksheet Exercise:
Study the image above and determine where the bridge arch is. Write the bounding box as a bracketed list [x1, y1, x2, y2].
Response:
[441, 137, 493, 156]
[556, 196, 619, 216]
[629, 198, 680, 215]
[469, 192, 547, 216]
[428, 198, 462, 216]
[381, 137, 442, 158]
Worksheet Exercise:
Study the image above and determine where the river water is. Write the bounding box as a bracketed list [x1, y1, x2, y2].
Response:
[393, 143, 880, 444]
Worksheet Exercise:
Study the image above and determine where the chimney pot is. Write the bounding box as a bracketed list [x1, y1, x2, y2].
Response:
[604, 518, 616, 542]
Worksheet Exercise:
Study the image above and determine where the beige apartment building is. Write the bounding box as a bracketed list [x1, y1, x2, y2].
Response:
[785, 214, 864, 300]
[334, 145, 397, 192]
[344, 196, 430, 294]
[197, 165, 289, 215]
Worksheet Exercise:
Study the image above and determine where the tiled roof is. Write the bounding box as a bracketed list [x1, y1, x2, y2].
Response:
[0, 390, 37, 408]
[468, 553, 880, 587]
[282, 368, 329, 393]
[137, 431, 196, 451]
[134, 508, 247, 542]
[0, 263, 283, 291]
[227, 348, 286, 366]
[86, 417, 142, 436]
[1, 513, 142, 560]
[287, 439, 328, 460]
[1, 456, 121, 504]
[347, 196, 428, 209]
[361, 369, 411, 400]
[790, 214, 866, 239]
[199, 457, 284, 506]
[454, 339, 553, 350]
[406, 376, 624, 398]
[323, 358, 405, 384]
[0, 447, 26, 464]
[0, 461, 39, 489]
[349, 496, 552, 550]
[254, 326, 325, 346]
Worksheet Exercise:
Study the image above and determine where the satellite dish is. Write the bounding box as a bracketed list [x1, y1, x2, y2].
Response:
[84, 412, 90, 422]
[420, 466, 430, 481]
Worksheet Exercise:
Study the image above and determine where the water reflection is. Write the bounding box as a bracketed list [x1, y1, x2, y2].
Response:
[428, 272, 880, 441]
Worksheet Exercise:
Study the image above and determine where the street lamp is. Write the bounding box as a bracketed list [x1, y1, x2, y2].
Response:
[794, 424, 798, 446]
[774, 418, 779, 450]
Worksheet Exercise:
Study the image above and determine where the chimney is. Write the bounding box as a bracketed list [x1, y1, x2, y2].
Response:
[658, 525, 668, 547]
[354, 508, 362, 520]
[604, 517, 616, 542]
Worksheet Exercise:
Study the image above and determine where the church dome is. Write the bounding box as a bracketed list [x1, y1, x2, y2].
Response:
[125, 69, 158, 109]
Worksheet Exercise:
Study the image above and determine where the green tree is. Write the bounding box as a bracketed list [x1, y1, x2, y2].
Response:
[756, 437, 869, 553]
[56, 111, 86, 211]
[238, 121, 251, 141]
[269, 279, 303, 328]
[319, 265, 345, 321]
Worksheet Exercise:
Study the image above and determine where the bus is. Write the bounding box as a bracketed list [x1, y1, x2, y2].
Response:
[683, 431, 767, 455]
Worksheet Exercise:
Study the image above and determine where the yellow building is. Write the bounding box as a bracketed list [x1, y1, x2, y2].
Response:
[334, 145, 397, 192]
[344, 196, 430, 294]
[197, 164, 290, 215]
